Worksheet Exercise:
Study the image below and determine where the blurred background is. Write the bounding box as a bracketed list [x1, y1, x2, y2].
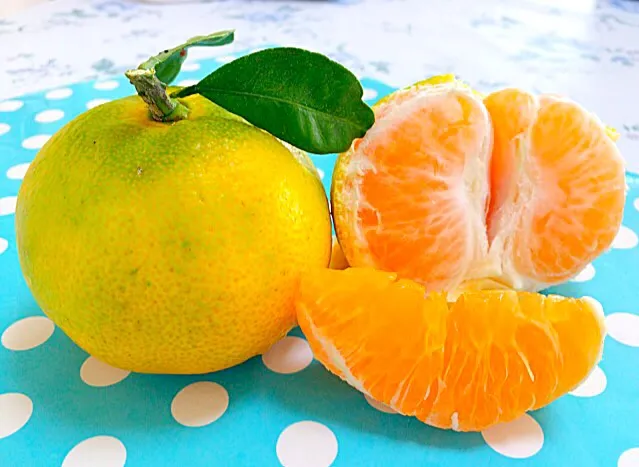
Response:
[1, 0, 638, 168]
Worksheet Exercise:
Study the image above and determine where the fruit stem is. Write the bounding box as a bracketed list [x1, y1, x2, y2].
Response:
[124, 68, 189, 122]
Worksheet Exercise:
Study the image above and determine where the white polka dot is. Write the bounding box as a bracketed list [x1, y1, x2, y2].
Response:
[171, 381, 229, 427]
[262, 336, 313, 374]
[364, 394, 397, 414]
[216, 55, 236, 64]
[1, 316, 55, 351]
[62, 436, 126, 467]
[571, 263, 595, 282]
[22, 134, 51, 150]
[317, 168, 325, 180]
[87, 99, 111, 109]
[80, 357, 131, 387]
[0, 100, 24, 112]
[0, 123, 10, 136]
[619, 448, 639, 467]
[94, 80, 120, 91]
[35, 109, 64, 123]
[277, 421, 338, 467]
[6, 163, 30, 180]
[612, 225, 638, 249]
[0, 393, 33, 439]
[481, 414, 544, 459]
[606, 312, 639, 347]
[363, 88, 378, 100]
[634, 198, 639, 213]
[46, 88, 73, 100]
[181, 62, 201, 71]
[0, 238, 7, 255]
[176, 79, 198, 87]
[0, 196, 17, 216]
[569, 365, 607, 397]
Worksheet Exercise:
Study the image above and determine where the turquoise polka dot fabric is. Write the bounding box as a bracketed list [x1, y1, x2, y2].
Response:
[1, 51, 639, 467]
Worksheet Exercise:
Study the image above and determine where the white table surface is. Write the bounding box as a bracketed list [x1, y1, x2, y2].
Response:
[1, 0, 638, 170]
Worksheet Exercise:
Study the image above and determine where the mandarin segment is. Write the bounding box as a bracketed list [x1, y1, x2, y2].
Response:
[295, 268, 606, 432]
[332, 84, 492, 292]
[513, 95, 626, 283]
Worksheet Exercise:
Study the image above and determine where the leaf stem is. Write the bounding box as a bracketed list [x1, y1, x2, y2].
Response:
[125, 68, 189, 122]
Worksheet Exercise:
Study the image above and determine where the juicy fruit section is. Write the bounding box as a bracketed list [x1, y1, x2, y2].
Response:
[484, 90, 625, 287]
[295, 268, 607, 432]
[15, 93, 332, 374]
[331, 76, 626, 294]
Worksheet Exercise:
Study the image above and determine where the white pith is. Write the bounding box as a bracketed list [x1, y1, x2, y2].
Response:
[580, 295, 607, 365]
[451, 412, 460, 432]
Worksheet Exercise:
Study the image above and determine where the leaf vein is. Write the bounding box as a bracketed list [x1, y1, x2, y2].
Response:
[199, 87, 371, 132]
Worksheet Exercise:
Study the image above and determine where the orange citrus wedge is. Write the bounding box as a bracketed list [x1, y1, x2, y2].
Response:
[295, 267, 606, 432]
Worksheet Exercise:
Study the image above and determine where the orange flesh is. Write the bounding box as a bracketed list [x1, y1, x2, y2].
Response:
[296, 268, 605, 432]
[518, 95, 626, 282]
[339, 89, 491, 291]
[332, 84, 625, 291]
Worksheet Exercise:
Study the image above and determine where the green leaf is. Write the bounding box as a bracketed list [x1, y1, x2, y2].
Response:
[154, 51, 187, 85]
[140, 30, 235, 85]
[172, 47, 375, 154]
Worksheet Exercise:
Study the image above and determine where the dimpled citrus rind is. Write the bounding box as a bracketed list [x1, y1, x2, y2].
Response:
[16, 93, 332, 374]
